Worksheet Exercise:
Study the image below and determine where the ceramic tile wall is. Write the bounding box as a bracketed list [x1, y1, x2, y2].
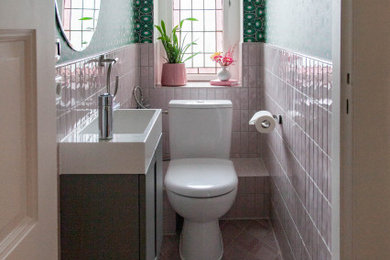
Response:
[139, 42, 264, 159]
[56, 44, 140, 141]
[223, 158, 270, 220]
[261, 44, 333, 259]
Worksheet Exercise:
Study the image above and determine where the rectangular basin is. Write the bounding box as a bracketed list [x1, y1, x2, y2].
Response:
[59, 109, 162, 175]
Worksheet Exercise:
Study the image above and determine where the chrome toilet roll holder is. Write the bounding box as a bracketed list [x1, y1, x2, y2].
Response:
[273, 114, 282, 125]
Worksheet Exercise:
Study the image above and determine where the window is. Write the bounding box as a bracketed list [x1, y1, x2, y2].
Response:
[62, 0, 100, 50]
[173, 0, 224, 76]
[157, 0, 241, 82]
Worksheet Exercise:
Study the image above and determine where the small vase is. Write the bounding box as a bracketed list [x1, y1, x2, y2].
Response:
[217, 66, 231, 81]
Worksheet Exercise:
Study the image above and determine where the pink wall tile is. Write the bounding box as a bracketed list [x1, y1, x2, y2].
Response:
[262, 44, 333, 259]
[55, 44, 140, 141]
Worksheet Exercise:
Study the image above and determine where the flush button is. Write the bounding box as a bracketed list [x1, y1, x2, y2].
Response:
[197, 100, 205, 103]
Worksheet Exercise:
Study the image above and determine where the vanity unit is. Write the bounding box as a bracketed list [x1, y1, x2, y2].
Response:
[59, 109, 162, 260]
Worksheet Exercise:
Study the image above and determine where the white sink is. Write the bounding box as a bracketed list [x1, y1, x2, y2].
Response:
[59, 109, 162, 175]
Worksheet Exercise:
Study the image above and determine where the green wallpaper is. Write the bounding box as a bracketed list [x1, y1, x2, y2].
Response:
[243, 0, 266, 42]
[133, 0, 154, 43]
[57, 0, 134, 63]
[265, 0, 332, 59]
[57, 0, 331, 63]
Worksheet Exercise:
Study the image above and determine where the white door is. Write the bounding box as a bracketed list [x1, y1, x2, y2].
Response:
[0, 0, 57, 259]
[337, 0, 390, 259]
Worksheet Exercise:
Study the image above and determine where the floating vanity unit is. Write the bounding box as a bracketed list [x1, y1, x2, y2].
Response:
[59, 109, 163, 260]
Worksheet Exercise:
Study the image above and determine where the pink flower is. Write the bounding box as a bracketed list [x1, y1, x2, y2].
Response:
[210, 46, 236, 67]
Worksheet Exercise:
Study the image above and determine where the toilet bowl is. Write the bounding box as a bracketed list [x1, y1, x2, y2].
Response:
[165, 100, 238, 260]
[165, 158, 238, 260]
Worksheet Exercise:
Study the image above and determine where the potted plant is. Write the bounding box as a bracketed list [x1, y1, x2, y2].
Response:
[155, 18, 198, 86]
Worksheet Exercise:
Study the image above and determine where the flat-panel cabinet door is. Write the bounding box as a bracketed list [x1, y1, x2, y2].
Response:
[60, 175, 140, 259]
[141, 162, 156, 260]
[141, 140, 163, 260]
[155, 142, 163, 257]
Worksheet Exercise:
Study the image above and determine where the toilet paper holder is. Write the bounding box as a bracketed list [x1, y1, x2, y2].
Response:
[273, 114, 282, 125]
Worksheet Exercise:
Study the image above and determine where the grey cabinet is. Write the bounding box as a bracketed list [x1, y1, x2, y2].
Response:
[60, 140, 163, 260]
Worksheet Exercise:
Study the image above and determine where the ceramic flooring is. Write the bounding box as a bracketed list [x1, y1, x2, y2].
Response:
[159, 219, 283, 260]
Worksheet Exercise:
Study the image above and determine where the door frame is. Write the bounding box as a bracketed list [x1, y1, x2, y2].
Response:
[335, 0, 390, 259]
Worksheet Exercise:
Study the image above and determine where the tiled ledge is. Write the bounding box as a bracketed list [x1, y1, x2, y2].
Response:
[156, 81, 242, 88]
[231, 158, 269, 177]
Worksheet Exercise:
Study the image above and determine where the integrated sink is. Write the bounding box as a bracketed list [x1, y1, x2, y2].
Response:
[81, 109, 157, 135]
[59, 109, 162, 175]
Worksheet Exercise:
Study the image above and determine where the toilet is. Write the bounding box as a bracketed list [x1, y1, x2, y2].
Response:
[165, 100, 238, 260]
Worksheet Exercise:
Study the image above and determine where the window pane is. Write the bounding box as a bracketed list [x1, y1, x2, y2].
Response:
[70, 9, 82, 30]
[84, 0, 95, 9]
[174, 0, 223, 75]
[192, 0, 203, 9]
[193, 54, 204, 67]
[216, 32, 223, 50]
[71, 0, 82, 8]
[173, 0, 180, 9]
[204, 32, 216, 52]
[183, 54, 192, 67]
[180, 10, 192, 31]
[192, 10, 204, 31]
[204, 0, 215, 9]
[173, 10, 180, 26]
[82, 9, 95, 31]
[82, 31, 93, 47]
[204, 11, 216, 31]
[181, 32, 193, 53]
[192, 32, 203, 53]
[205, 55, 216, 67]
[69, 31, 81, 49]
[180, 0, 191, 9]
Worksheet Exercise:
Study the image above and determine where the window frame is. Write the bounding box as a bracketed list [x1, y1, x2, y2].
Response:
[155, 0, 242, 83]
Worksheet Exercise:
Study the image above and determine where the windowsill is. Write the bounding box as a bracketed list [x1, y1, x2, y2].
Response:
[156, 81, 242, 88]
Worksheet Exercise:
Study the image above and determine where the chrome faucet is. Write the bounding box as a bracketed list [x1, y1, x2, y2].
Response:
[98, 93, 114, 139]
[94, 56, 119, 140]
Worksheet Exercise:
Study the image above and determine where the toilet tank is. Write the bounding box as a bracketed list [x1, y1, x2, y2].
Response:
[168, 100, 232, 159]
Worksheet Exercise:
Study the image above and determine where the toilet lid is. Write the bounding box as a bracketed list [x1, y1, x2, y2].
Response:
[165, 158, 238, 198]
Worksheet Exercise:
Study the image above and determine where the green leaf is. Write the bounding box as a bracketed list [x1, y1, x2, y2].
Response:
[79, 17, 93, 20]
[179, 17, 198, 29]
[155, 18, 199, 63]
[183, 52, 200, 63]
[161, 20, 167, 38]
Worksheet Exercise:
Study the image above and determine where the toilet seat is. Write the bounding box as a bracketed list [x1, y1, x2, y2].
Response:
[165, 158, 238, 198]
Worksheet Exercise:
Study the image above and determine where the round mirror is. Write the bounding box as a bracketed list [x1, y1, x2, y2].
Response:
[55, 0, 101, 51]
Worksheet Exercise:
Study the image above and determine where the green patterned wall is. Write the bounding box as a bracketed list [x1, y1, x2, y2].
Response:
[133, 0, 154, 43]
[57, 0, 134, 64]
[243, 0, 266, 42]
[265, 0, 332, 59]
[58, 0, 330, 62]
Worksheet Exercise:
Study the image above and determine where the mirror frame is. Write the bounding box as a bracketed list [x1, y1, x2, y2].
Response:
[55, 0, 99, 52]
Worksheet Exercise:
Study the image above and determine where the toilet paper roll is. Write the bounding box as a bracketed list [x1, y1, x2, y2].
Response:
[249, 111, 276, 134]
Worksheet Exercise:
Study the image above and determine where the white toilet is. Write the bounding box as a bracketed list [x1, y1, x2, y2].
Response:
[165, 100, 238, 260]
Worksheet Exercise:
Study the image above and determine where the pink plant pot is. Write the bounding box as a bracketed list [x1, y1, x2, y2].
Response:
[161, 63, 187, 86]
